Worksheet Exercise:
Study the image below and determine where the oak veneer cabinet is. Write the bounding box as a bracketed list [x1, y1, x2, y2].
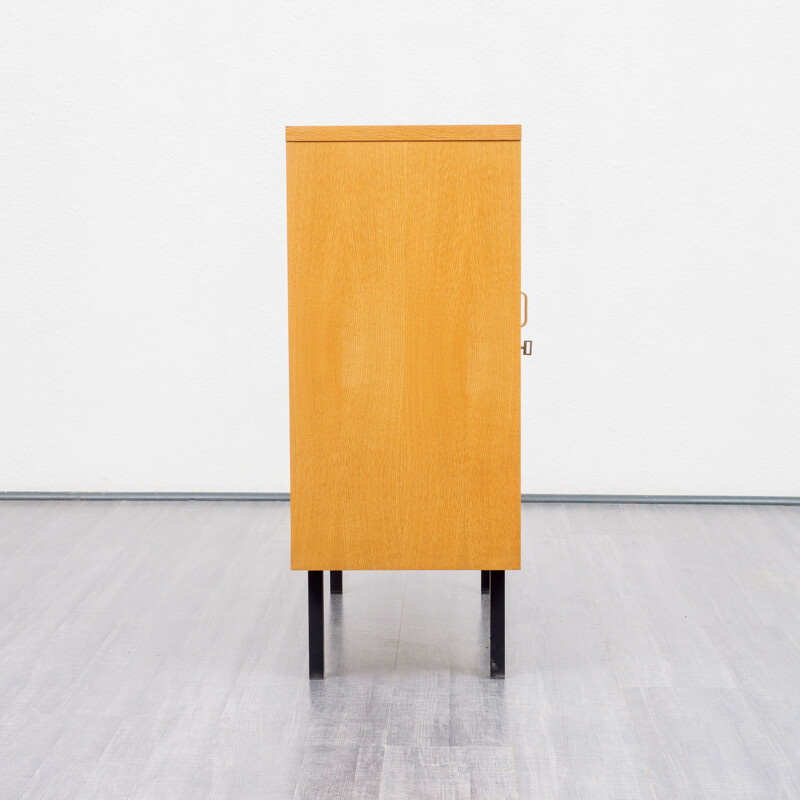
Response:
[286, 124, 521, 678]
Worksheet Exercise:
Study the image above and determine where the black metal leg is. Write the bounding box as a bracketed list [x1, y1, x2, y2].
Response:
[481, 570, 490, 594]
[308, 571, 324, 679]
[490, 570, 505, 678]
[330, 570, 342, 594]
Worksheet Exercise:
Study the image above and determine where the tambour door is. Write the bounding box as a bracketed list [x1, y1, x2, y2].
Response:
[287, 125, 520, 571]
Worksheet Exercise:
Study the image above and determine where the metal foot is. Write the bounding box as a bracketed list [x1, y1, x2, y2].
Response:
[330, 570, 342, 594]
[308, 571, 324, 679]
[481, 570, 490, 594]
[490, 570, 505, 678]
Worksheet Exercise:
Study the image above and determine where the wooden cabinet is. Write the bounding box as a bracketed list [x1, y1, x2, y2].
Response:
[286, 125, 520, 676]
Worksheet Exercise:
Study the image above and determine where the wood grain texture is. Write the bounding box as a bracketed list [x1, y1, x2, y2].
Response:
[287, 138, 520, 570]
[286, 125, 521, 142]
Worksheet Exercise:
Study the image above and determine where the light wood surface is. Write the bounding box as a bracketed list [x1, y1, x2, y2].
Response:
[287, 137, 520, 570]
[286, 125, 521, 142]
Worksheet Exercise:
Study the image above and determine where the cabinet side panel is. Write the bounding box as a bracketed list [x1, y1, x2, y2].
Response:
[288, 141, 519, 569]
[288, 142, 408, 569]
[398, 141, 520, 569]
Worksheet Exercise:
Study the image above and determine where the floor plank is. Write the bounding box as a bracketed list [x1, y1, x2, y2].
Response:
[0, 500, 799, 798]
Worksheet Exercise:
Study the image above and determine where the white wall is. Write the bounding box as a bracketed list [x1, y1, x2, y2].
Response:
[1, 1, 799, 495]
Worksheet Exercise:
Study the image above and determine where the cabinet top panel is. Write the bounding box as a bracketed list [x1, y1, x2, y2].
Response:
[286, 125, 521, 142]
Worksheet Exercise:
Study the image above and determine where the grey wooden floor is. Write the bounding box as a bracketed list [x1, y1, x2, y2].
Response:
[1, 502, 800, 799]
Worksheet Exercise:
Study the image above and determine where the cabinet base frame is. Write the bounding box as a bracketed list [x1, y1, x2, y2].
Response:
[307, 571, 324, 679]
[489, 570, 505, 678]
[306, 570, 506, 679]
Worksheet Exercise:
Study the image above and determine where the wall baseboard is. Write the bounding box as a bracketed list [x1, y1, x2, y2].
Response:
[0, 492, 291, 501]
[522, 494, 800, 505]
[0, 492, 799, 505]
